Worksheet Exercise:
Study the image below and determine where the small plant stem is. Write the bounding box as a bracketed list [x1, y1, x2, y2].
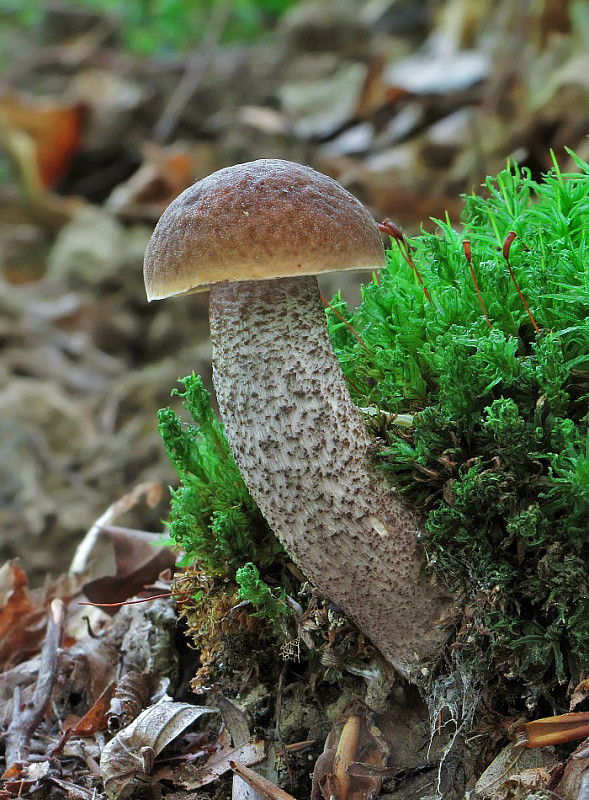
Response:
[321, 295, 370, 351]
[378, 219, 433, 304]
[502, 232, 541, 334]
[463, 240, 492, 330]
[396, 238, 433, 304]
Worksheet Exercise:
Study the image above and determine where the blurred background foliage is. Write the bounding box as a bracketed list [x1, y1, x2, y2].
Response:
[0, 0, 298, 55]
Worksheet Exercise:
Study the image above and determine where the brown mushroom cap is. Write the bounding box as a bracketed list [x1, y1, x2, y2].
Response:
[144, 159, 386, 300]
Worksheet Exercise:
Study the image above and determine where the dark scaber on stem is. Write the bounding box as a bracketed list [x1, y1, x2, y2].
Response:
[209, 275, 453, 680]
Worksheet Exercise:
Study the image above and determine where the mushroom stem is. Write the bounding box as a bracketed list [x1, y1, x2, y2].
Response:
[209, 275, 453, 681]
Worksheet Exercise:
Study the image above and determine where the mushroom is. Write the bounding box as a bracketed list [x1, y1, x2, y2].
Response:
[144, 159, 453, 680]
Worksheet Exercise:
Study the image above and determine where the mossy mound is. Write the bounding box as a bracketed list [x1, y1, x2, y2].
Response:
[328, 150, 589, 699]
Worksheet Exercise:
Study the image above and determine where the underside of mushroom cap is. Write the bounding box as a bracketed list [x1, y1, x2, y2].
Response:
[144, 159, 386, 300]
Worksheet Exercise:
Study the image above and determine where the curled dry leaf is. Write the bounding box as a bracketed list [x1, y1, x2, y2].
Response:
[311, 703, 388, 800]
[99, 701, 217, 799]
[107, 672, 157, 733]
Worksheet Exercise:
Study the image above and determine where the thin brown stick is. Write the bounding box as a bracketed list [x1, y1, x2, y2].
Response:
[152, 0, 232, 143]
[4, 599, 66, 772]
[229, 761, 298, 800]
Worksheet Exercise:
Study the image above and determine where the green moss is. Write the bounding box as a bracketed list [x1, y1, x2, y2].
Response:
[328, 149, 589, 691]
[158, 374, 291, 626]
[235, 562, 288, 623]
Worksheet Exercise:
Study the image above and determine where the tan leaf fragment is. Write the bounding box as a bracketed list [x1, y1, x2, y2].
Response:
[157, 727, 266, 790]
[474, 742, 558, 800]
[570, 677, 589, 711]
[99, 701, 216, 799]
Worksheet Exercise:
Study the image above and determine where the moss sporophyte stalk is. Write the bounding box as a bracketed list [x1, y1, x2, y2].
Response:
[159, 151, 588, 696]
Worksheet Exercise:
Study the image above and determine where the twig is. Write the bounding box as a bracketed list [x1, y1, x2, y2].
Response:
[4, 599, 66, 772]
[229, 761, 298, 800]
[152, 0, 232, 143]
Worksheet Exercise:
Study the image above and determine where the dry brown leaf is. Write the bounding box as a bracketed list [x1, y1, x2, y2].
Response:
[81, 526, 176, 613]
[157, 727, 266, 791]
[67, 680, 117, 737]
[216, 695, 251, 747]
[0, 93, 86, 188]
[100, 701, 217, 799]
[474, 742, 559, 800]
[570, 677, 589, 711]
[70, 481, 165, 578]
[0, 562, 46, 670]
[502, 767, 554, 798]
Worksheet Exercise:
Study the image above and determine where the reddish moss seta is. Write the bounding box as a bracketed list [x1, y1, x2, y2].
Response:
[502, 231, 541, 334]
[379, 218, 433, 305]
[377, 218, 405, 241]
[321, 295, 369, 352]
[463, 239, 492, 331]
